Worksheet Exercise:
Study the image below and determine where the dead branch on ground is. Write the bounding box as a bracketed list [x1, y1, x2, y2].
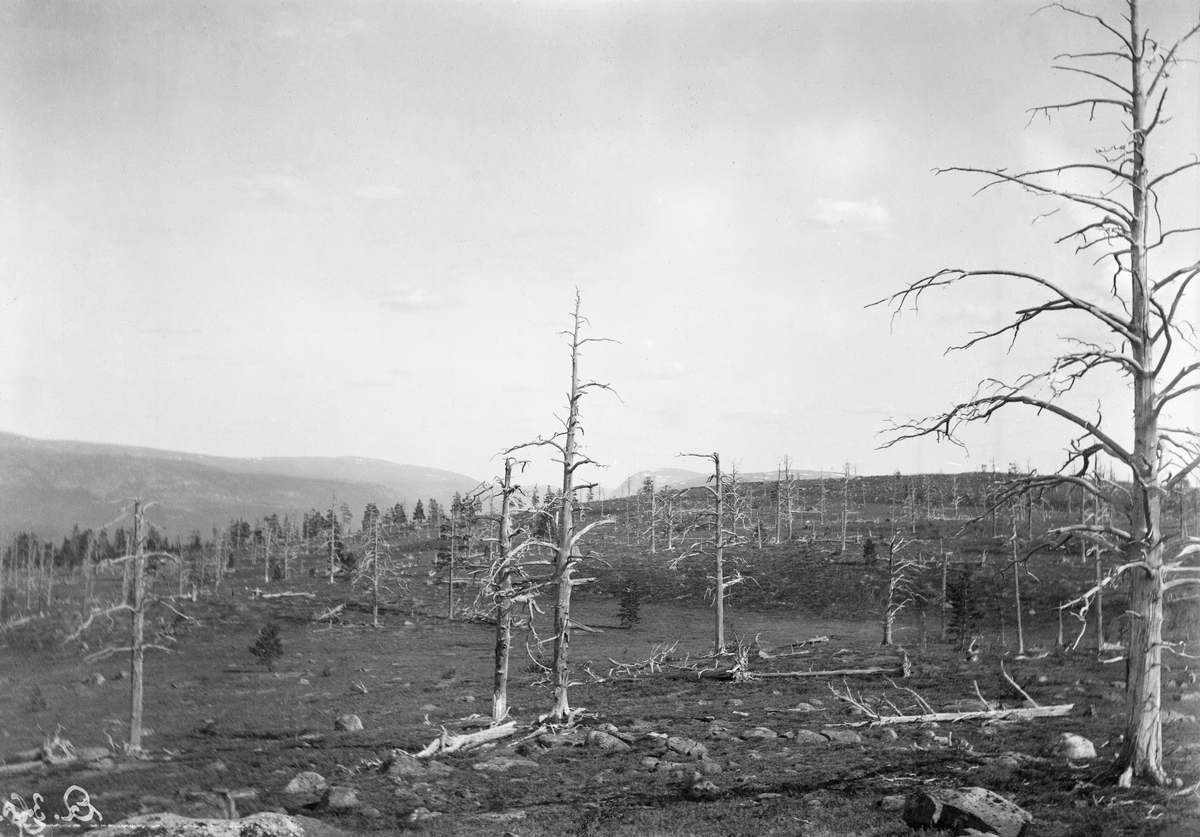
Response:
[414, 720, 518, 758]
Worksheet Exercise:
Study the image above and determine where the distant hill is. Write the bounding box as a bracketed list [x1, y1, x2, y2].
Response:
[609, 466, 832, 496]
[0, 432, 481, 540]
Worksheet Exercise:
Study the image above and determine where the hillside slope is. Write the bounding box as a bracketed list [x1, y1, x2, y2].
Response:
[0, 433, 480, 539]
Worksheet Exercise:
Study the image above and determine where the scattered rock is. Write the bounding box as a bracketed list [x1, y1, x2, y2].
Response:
[792, 729, 827, 744]
[821, 728, 862, 745]
[666, 736, 707, 759]
[536, 732, 574, 747]
[707, 723, 736, 740]
[85, 812, 308, 836]
[1162, 710, 1197, 724]
[475, 810, 526, 823]
[586, 730, 631, 752]
[1179, 692, 1200, 703]
[204, 760, 229, 774]
[408, 807, 441, 822]
[743, 727, 778, 740]
[725, 698, 744, 707]
[88, 672, 106, 686]
[323, 787, 357, 812]
[641, 757, 660, 770]
[880, 794, 906, 811]
[419, 703, 440, 713]
[904, 787, 1032, 837]
[284, 771, 327, 796]
[474, 756, 538, 772]
[334, 714, 363, 732]
[1051, 733, 1096, 760]
[697, 758, 723, 775]
[426, 760, 453, 776]
[689, 780, 720, 800]
[386, 753, 426, 777]
[791, 702, 817, 712]
[460, 695, 476, 703]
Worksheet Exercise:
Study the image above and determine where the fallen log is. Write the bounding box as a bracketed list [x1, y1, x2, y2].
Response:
[569, 620, 603, 634]
[0, 760, 45, 777]
[756, 636, 830, 658]
[415, 720, 518, 758]
[751, 666, 904, 679]
[312, 604, 345, 622]
[841, 704, 1074, 727]
[254, 590, 316, 600]
[665, 664, 903, 681]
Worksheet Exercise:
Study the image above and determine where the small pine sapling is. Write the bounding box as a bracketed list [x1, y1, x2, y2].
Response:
[618, 581, 643, 629]
[249, 622, 283, 672]
[946, 564, 982, 651]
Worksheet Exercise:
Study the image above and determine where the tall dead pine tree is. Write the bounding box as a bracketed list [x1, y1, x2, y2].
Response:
[507, 292, 614, 722]
[875, 0, 1200, 786]
[675, 452, 745, 653]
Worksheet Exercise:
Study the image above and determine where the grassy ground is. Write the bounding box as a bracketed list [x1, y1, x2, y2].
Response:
[1, 548, 1198, 837]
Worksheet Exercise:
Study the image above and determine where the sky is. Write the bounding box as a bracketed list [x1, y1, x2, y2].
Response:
[1, 0, 1197, 491]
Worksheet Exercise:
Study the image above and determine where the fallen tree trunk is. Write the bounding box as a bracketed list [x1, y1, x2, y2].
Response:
[569, 619, 603, 634]
[255, 591, 316, 600]
[312, 604, 345, 622]
[0, 760, 44, 777]
[415, 720, 517, 758]
[841, 704, 1074, 727]
[665, 664, 903, 681]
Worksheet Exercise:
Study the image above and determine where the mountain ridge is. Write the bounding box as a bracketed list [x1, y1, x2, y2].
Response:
[0, 432, 481, 540]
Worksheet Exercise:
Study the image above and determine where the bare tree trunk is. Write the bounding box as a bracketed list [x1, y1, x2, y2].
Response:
[1120, 27, 1165, 773]
[550, 294, 587, 722]
[329, 493, 337, 584]
[130, 501, 146, 752]
[448, 519, 456, 621]
[882, 541, 895, 646]
[492, 460, 515, 723]
[1012, 514, 1024, 656]
[1095, 548, 1105, 653]
[714, 454, 725, 654]
[371, 522, 381, 628]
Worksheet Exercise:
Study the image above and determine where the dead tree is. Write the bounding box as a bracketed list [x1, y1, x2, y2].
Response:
[880, 534, 930, 646]
[873, 0, 1200, 786]
[477, 458, 556, 723]
[505, 292, 615, 722]
[353, 517, 408, 628]
[675, 452, 747, 653]
[65, 500, 194, 753]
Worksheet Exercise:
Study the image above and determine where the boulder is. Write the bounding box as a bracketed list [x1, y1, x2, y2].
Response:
[586, 730, 631, 752]
[1051, 733, 1096, 760]
[792, 729, 827, 744]
[743, 727, 778, 740]
[904, 787, 1032, 837]
[688, 780, 721, 800]
[386, 753, 426, 777]
[473, 756, 538, 772]
[665, 736, 707, 759]
[334, 715, 362, 732]
[84, 812, 307, 836]
[284, 772, 327, 796]
[323, 787, 357, 812]
[821, 728, 862, 745]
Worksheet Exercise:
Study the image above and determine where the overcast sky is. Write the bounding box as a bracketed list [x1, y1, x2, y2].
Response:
[2, 0, 1197, 489]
